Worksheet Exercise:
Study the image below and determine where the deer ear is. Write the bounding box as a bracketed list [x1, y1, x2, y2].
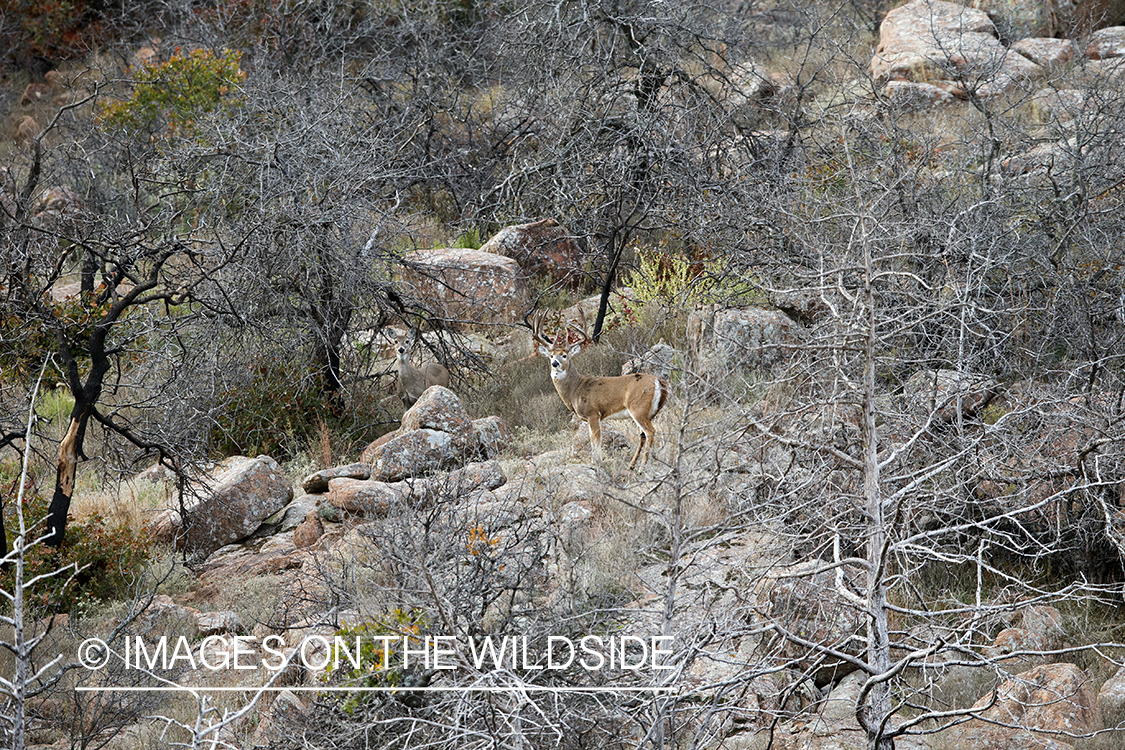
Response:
[569, 342, 583, 357]
[538, 344, 550, 357]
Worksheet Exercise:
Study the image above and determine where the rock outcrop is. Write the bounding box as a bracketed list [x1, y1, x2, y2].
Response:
[948, 663, 1101, 748]
[752, 561, 868, 685]
[400, 248, 525, 325]
[688, 306, 799, 374]
[477, 218, 582, 285]
[326, 460, 508, 517]
[153, 455, 293, 560]
[903, 368, 997, 421]
[872, 0, 1042, 99]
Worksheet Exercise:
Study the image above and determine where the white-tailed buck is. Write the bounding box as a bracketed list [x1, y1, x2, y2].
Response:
[394, 329, 451, 408]
[529, 310, 670, 468]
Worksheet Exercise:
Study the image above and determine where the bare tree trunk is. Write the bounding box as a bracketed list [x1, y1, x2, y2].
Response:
[45, 415, 82, 547]
[860, 222, 894, 750]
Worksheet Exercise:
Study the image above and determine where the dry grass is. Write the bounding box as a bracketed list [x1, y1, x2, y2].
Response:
[470, 351, 570, 431]
[73, 471, 176, 532]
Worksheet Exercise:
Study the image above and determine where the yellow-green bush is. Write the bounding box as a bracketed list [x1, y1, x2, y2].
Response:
[100, 48, 244, 135]
[325, 608, 431, 712]
[626, 243, 761, 309]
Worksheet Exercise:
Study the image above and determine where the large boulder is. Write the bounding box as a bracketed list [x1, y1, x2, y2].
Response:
[946, 663, 1100, 748]
[477, 218, 581, 285]
[903, 369, 997, 421]
[301, 463, 372, 494]
[1087, 25, 1125, 59]
[1098, 663, 1125, 730]
[871, 0, 1042, 98]
[327, 460, 507, 516]
[369, 430, 461, 483]
[472, 416, 511, 460]
[400, 386, 478, 455]
[688, 306, 799, 374]
[400, 248, 525, 325]
[366, 387, 479, 481]
[971, 0, 1056, 38]
[327, 477, 401, 515]
[1011, 38, 1080, 70]
[155, 455, 293, 560]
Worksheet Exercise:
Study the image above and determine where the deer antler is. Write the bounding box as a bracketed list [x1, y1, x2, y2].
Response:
[524, 308, 557, 348]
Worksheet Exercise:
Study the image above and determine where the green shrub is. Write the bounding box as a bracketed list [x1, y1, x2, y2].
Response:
[209, 353, 390, 463]
[325, 608, 431, 712]
[626, 243, 762, 309]
[100, 47, 244, 135]
[452, 227, 482, 249]
[0, 291, 118, 383]
[34, 387, 74, 424]
[209, 355, 331, 461]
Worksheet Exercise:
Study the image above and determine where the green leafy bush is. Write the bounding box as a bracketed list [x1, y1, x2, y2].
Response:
[325, 609, 431, 712]
[209, 355, 329, 461]
[0, 291, 118, 383]
[452, 227, 482, 249]
[626, 242, 762, 309]
[100, 47, 244, 135]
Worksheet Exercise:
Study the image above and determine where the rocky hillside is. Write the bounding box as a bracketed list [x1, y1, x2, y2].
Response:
[7, 0, 1125, 748]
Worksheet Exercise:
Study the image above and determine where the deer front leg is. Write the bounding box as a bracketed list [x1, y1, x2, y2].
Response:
[587, 413, 603, 463]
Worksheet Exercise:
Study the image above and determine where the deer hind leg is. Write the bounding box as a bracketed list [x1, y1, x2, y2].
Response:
[629, 412, 656, 469]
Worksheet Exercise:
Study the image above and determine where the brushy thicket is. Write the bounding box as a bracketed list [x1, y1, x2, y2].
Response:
[208, 353, 392, 463]
[1, 0, 109, 70]
[0, 461, 154, 615]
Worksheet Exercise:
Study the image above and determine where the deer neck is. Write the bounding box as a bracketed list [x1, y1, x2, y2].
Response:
[398, 351, 418, 375]
[552, 362, 588, 403]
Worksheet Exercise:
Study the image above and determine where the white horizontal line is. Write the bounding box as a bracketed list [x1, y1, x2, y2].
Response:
[77, 686, 677, 694]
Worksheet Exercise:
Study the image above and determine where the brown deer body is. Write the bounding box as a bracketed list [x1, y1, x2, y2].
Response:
[395, 331, 451, 409]
[531, 313, 670, 468]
